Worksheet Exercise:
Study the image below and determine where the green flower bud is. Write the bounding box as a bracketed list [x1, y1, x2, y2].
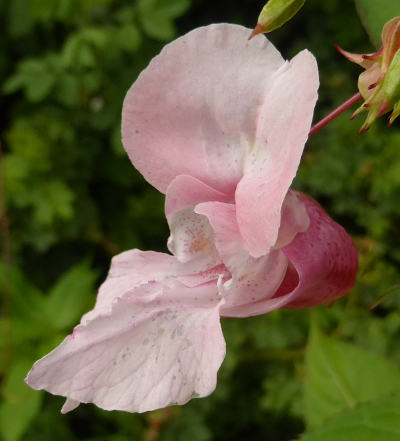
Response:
[336, 17, 400, 132]
[250, 0, 305, 39]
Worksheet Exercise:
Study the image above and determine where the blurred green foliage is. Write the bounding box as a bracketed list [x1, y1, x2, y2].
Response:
[1, 0, 400, 440]
[355, 0, 400, 47]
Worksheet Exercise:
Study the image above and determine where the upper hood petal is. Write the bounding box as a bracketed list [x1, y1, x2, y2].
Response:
[122, 23, 285, 194]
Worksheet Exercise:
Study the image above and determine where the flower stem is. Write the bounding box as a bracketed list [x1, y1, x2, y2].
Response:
[309, 92, 362, 137]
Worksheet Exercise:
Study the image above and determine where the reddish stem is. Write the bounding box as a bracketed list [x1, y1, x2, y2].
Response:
[308, 92, 362, 137]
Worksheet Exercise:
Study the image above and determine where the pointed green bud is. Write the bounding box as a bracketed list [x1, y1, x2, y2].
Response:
[250, 0, 305, 38]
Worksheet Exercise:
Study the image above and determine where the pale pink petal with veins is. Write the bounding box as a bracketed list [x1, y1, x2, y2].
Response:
[27, 254, 225, 413]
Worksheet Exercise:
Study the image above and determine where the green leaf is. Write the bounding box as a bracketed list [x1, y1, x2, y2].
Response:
[45, 261, 98, 331]
[0, 265, 51, 345]
[8, 0, 33, 38]
[30, 0, 57, 21]
[55, 73, 80, 106]
[304, 324, 400, 427]
[4, 59, 56, 102]
[355, 0, 400, 47]
[138, 0, 190, 41]
[23, 60, 55, 102]
[29, 180, 75, 225]
[61, 29, 106, 68]
[116, 24, 142, 52]
[3, 75, 25, 94]
[0, 263, 46, 324]
[0, 359, 43, 441]
[298, 394, 400, 441]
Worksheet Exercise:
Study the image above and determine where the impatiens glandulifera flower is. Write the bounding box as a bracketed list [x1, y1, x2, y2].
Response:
[26, 24, 358, 414]
[336, 16, 400, 132]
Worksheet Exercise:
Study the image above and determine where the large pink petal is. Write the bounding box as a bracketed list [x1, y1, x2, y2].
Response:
[235, 50, 319, 257]
[26, 280, 225, 413]
[122, 24, 285, 194]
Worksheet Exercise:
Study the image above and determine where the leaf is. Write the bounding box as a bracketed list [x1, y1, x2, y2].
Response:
[116, 24, 142, 52]
[0, 359, 43, 441]
[4, 59, 56, 102]
[55, 73, 80, 106]
[0, 265, 54, 344]
[0, 263, 46, 324]
[138, 0, 190, 41]
[355, 0, 400, 47]
[30, 0, 57, 21]
[304, 324, 400, 427]
[3, 75, 25, 94]
[61, 29, 106, 68]
[8, 0, 33, 38]
[45, 261, 98, 331]
[22, 60, 56, 102]
[298, 394, 400, 441]
[15, 180, 75, 226]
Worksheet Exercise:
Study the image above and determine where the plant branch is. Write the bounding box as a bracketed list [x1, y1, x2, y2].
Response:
[309, 92, 362, 137]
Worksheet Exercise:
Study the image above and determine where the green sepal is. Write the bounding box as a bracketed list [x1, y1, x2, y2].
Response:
[382, 49, 400, 103]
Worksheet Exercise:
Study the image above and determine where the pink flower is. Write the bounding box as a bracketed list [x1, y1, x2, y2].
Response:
[26, 24, 358, 414]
